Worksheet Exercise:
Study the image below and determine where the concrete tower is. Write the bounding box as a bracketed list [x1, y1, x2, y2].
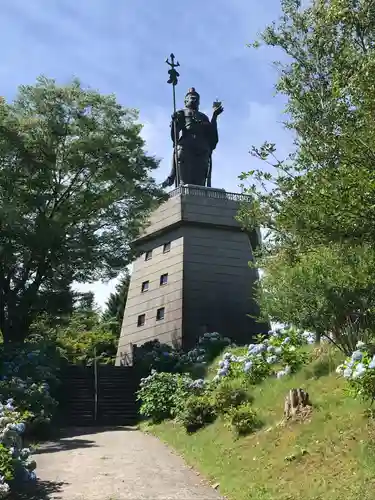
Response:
[116, 184, 264, 366]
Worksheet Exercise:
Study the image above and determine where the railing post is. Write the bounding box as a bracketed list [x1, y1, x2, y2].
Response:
[94, 347, 98, 422]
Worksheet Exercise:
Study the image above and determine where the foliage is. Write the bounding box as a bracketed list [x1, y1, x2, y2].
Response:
[54, 312, 118, 365]
[0, 341, 60, 437]
[224, 403, 261, 437]
[133, 333, 232, 378]
[212, 379, 252, 415]
[238, 0, 375, 345]
[177, 394, 217, 433]
[152, 349, 375, 500]
[133, 340, 185, 377]
[303, 343, 344, 380]
[31, 308, 120, 366]
[0, 400, 37, 497]
[255, 243, 375, 351]
[0, 76, 164, 343]
[137, 371, 192, 424]
[194, 332, 232, 362]
[102, 272, 130, 337]
[214, 327, 312, 385]
[336, 340, 375, 405]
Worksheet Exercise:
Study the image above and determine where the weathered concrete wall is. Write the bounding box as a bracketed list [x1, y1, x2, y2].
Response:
[115, 186, 264, 366]
[116, 229, 184, 365]
[182, 226, 261, 349]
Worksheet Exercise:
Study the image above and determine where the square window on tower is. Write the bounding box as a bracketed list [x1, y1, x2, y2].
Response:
[156, 307, 165, 321]
[159, 273, 168, 286]
[137, 314, 145, 327]
[145, 250, 152, 261]
[141, 281, 149, 293]
[163, 242, 171, 253]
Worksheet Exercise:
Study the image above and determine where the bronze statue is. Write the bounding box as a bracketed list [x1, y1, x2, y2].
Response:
[162, 88, 224, 188]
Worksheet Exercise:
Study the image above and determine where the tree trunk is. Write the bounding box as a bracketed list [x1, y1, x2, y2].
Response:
[284, 388, 312, 420]
[1, 310, 34, 344]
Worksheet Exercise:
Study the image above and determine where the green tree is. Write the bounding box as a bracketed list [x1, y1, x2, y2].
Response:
[55, 312, 118, 365]
[0, 76, 164, 343]
[238, 0, 375, 341]
[102, 272, 130, 336]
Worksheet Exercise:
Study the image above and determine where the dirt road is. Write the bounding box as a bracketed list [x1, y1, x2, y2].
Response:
[30, 427, 223, 500]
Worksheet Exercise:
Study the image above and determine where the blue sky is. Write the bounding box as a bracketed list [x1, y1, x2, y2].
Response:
[2, 0, 293, 309]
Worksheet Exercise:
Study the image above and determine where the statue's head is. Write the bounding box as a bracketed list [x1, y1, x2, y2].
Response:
[184, 88, 200, 110]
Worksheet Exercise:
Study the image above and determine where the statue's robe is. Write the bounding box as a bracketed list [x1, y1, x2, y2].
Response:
[166, 108, 218, 187]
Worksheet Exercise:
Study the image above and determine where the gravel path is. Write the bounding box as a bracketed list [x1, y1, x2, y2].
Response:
[31, 427, 223, 500]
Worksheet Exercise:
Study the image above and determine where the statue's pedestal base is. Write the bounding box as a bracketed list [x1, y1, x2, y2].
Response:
[115, 185, 265, 366]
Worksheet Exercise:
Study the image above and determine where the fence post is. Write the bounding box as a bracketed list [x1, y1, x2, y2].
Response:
[94, 347, 98, 422]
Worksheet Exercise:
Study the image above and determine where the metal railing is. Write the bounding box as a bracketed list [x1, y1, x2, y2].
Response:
[168, 184, 252, 202]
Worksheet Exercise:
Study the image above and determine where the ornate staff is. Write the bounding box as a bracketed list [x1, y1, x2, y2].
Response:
[166, 53, 180, 187]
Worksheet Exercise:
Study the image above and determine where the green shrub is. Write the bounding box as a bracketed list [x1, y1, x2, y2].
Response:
[0, 341, 61, 435]
[0, 443, 14, 487]
[177, 395, 217, 433]
[336, 343, 375, 405]
[133, 333, 232, 379]
[225, 403, 262, 437]
[303, 345, 343, 379]
[196, 332, 231, 362]
[137, 371, 191, 423]
[133, 341, 184, 377]
[212, 379, 252, 415]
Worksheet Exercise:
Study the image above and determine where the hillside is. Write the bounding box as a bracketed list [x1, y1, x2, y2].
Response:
[149, 345, 375, 500]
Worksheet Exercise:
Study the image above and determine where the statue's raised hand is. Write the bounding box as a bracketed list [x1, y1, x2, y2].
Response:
[212, 101, 224, 118]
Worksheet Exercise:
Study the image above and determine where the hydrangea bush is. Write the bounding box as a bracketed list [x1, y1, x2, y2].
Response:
[137, 371, 192, 423]
[336, 340, 375, 404]
[134, 333, 232, 378]
[137, 368, 213, 423]
[0, 399, 37, 497]
[137, 328, 316, 436]
[213, 327, 314, 385]
[0, 345, 59, 436]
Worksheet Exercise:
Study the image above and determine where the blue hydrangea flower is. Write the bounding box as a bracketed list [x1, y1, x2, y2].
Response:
[266, 355, 277, 365]
[369, 356, 375, 369]
[244, 361, 253, 372]
[16, 423, 26, 434]
[343, 367, 353, 378]
[274, 346, 282, 355]
[276, 370, 286, 379]
[258, 343, 267, 352]
[352, 363, 366, 379]
[351, 350, 363, 362]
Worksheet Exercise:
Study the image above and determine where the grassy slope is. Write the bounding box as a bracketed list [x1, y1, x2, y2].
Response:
[149, 347, 375, 500]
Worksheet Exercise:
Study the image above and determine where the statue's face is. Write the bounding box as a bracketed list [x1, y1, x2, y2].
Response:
[185, 93, 199, 110]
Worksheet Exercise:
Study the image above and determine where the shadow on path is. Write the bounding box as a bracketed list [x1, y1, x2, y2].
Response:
[56, 426, 138, 439]
[32, 426, 139, 455]
[32, 437, 97, 455]
[11, 480, 67, 500]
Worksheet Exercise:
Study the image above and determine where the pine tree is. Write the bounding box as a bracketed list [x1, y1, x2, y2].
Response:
[102, 272, 130, 336]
